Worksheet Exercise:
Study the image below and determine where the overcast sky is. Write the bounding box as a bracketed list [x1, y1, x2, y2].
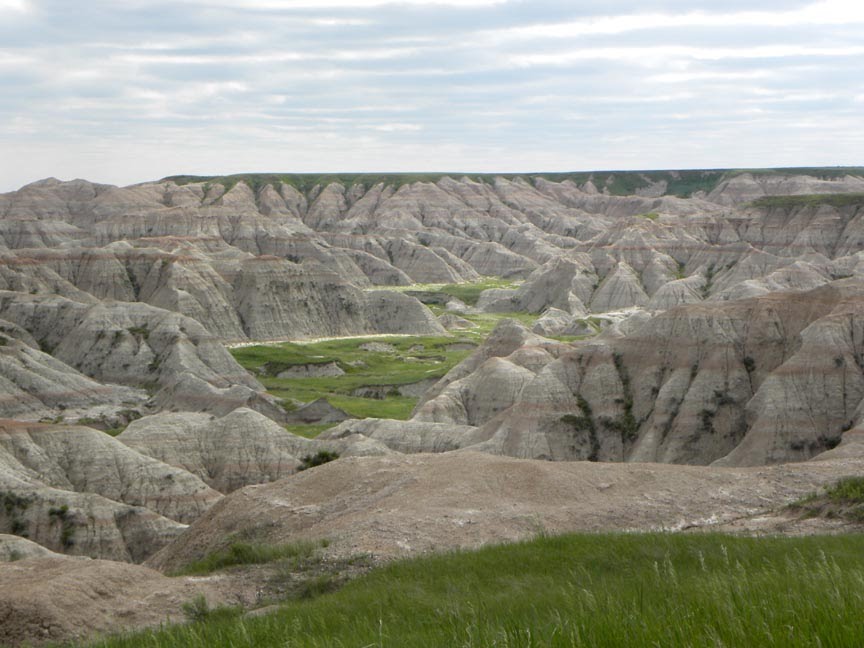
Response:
[0, 0, 862, 190]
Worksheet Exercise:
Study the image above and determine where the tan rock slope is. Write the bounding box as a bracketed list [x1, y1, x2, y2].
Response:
[0, 553, 237, 647]
[149, 450, 864, 570]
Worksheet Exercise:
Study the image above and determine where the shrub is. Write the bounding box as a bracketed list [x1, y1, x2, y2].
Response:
[297, 450, 339, 471]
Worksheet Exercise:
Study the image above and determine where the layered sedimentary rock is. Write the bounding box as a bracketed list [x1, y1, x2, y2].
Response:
[0, 419, 215, 561]
[417, 281, 864, 467]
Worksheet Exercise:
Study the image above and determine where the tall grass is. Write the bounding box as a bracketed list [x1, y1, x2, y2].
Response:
[81, 532, 864, 647]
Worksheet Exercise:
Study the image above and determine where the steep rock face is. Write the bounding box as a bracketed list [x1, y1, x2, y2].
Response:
[232, 257, 366, 339]
[4, 172, 864, 468]
[0, 291, 282, 418]
[414, 319, 566, 414]
[431, 282, 864, 466]
[363, 290, 446, 335]
[0, 479, 186, 563]
[0, 421, 219, 523]
[119, 409, 303, 493]
[589, 262, 649, 312]
[647, 276, 705, 310]
[510, 257, 596, 314]
[0, 332, 145, 420]
[715, 290, 864, 466]
[4, 173, 864, 352]
[320, 418, 484, 454]
[118, 408, 397, 494]
[413, 357, 536, 426]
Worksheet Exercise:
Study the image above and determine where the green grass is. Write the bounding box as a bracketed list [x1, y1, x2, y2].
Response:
[173, 540, 329, 576]
[229, 277, 585, 422]
[233, 334, 477, 420]
[823, 476, 864, 503]
[230, 303, 545, 420]
[82, 532, 864, 648]
[750, 193, 864, 209]
[283, 423, 336, 439]
[790, 476, 864, 523]
[393, 277, 519, 306]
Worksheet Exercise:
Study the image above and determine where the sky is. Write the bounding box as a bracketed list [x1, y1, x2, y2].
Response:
[0, 0, 862, 190]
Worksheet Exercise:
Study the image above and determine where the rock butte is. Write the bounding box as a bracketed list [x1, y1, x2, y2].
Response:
[3, 169, 864, 645]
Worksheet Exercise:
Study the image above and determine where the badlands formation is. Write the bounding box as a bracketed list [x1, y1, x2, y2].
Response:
[3, 168, 864, 644]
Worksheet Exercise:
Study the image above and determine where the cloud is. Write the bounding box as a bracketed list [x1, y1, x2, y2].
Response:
[0, 0, 29, 12]
[510, 45, 864, 67]
[0, 0, 862, 191]
[171, 0, 506, 7]
[490, 0, 864, 42]
[367, 122, 423, 131]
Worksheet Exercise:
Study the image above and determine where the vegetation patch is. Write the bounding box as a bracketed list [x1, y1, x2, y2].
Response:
[231, 305, 545, 423]
[127, 326, 150, 340]
[749, 193, 864, 210]
[48, 504, 75, 548]
[82, 532, 864, 648]
[396, 277, 518, 306]
[173, 539, 330, 577]
[789, 476, 864, 522]
[297, 450, 339, 471]
[1, 490, 31, 537]
[601, 353, 639, 444]
[560, 394, 600, 461]
[283, 423, 335, 439]
[230, 280, 585, 428]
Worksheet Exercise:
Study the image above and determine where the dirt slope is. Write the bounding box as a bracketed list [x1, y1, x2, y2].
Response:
[149, 450, 863, 571]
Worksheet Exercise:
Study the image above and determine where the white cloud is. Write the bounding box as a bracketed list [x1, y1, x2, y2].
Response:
[0, 0, 29, 12]
[0, 52, 34, 66]
[510, 45, 864, 67]
[646, 70, 775, 84]
[175, 0, 505, 7]
[118, 46, 421, 65]
[367, 122, 422, 131]
[490, 0, 864, 42]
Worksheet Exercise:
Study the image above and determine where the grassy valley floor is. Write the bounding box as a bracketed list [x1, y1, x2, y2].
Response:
[80, 531, 864, 647]
[229, 279, 582, 436]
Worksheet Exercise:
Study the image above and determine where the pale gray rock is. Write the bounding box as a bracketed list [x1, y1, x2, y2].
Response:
[0, 534, 54, 562]
[120, 409, 304, 493]
[415, 319, 565, 414]
[0, 420, 219, 523]
[284, 398, 354, 424]
[530, 308, 573, 336]
[275, 361, 344, 378]
[321, 418, 484, 454]
[413, 357, 536, 426]
[647, 275, 705, 310]
[363, 290, 446, 335]
[438, 313, 477, 330]
[708, 173, 864, 206]
[0, 291, 280, 418]
[475, 288, 519, 312]
[590, 262, 649, 312]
